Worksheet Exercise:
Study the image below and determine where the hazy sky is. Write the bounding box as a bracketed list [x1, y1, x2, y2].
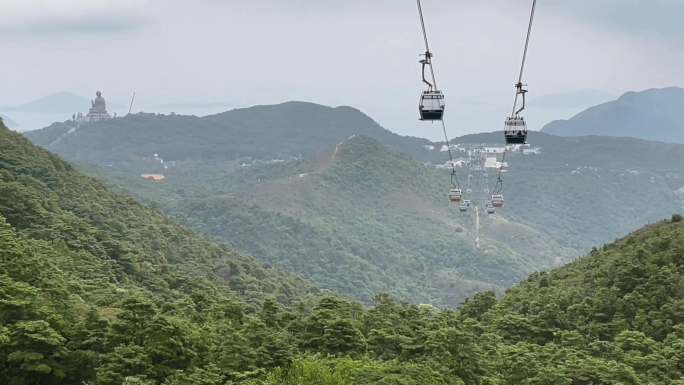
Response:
[2, 0, 683, 139]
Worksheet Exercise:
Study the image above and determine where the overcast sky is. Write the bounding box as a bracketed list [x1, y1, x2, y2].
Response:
[2, 0, 683, 139]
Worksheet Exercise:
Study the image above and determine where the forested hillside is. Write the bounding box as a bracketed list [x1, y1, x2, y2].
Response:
[256, 216, 684, 385]
[1, 124, 682, 383]
[84, 135, 573, 307]
[0, 122, 313, 305]
[459, 132, 684, 250]
[26, 102, 433, 163]
[24, 104, 684, 307]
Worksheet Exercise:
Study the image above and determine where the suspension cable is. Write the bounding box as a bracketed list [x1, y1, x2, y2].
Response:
[511, 0, 537, 116]
[417, 0, 438, 90]
[440, 120, 460, 189]
[494, 148, 508, 194]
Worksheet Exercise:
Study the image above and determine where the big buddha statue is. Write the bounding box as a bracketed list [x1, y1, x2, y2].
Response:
[86, 91, 111, 122]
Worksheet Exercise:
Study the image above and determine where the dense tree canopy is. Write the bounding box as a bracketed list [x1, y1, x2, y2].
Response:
[25, 105, 684, 307]
[2, 121, 683, 384]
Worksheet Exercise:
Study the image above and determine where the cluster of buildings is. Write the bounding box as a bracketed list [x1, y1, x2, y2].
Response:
[429, 142, 541, 170]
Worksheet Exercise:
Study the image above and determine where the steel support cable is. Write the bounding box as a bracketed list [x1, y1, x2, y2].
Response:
[417, 0, 438, 90]
[418, 1, 457, 191]
[494, 149, 508, 194]
[440, 119, 461, 189]
[511, 0, 537, 116]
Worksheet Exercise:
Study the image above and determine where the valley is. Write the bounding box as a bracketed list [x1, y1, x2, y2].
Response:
[4, 1, 684, 383]
[26, 102, 684, 307]
[3, 119, 683, 384]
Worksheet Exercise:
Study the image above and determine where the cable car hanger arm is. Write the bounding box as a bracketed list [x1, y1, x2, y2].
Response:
[417, 0, 439, 90]
[420, 54, 434, 90]
[511, 0, 537, 116]
[515, 82, 528, 116]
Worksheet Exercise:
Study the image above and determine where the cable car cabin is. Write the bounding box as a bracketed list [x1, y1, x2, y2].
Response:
[504, 116, 528, 144]
[491, 194, 505, 208]
[459, 203, 468, 212]
[448, 188, 463, 203]
[486, 204, 496, 215]
[419, 91, 445, 121]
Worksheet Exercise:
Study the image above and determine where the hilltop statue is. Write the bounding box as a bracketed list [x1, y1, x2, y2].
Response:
[86, 91, 112, 122]
[90, 91, 107, 113]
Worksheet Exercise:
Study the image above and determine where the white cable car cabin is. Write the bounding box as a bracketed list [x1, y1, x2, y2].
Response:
[491, 194, 505, 208]
[448, 188, 463, 203]
[419, 91, 445, 121]
[505, 116, 528, 144]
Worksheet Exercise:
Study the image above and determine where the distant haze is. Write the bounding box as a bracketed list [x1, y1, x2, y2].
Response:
[543, 87, 684, 144]
[2, 0, 684, 138]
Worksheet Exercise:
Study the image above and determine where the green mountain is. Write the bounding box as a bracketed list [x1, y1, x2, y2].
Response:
[458, 131, 684, 250]
[0, 122, 312, 307]
[63, 132, 578, 307]
[2, 118, 683, 384]
[24, 103, 684, 308]
[542, 87, 684, 144]
[26, 101, 433, 163]
[260, 216, 684, 385]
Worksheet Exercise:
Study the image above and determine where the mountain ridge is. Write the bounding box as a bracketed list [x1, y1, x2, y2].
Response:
[2, 116, 684, 383]
[26, 101, 433, 164]
[23, 101, 684, 306]
[0, 121, 313, 306]
[542, 86, 684, 144]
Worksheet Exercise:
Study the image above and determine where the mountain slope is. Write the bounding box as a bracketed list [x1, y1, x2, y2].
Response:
[543, 87, 684, 144]
[85, 135, 568, 307]
[458, 131, 684, 250]
[24, 103, 684, 307]
[493, 216, 684, 343]
[259, 218, 684, 385]
[171, 133, 681, 305]
[26, 101, 433, 163]
[481, 216, 684, 383]
[2, 115, 682, 383]
[0, 122, 312, 306]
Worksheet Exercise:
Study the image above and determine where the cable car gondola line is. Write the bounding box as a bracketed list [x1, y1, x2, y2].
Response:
[416, 0, 445, 121]
[497, 0, 538, 204]
[417, 0, 438, 91]
[511, 0, 537, 117]
[505, 0, 537, 145]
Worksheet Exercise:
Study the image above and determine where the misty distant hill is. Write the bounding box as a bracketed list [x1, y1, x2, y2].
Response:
[2, 92, 92, 114]
[542, 87, 684, 144]
[27, 101, 433, 162]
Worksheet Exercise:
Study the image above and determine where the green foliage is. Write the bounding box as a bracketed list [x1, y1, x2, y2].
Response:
[25, 105, 684, 308]
[3, 120, 684, 384]
[26, 102, 432, 164]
